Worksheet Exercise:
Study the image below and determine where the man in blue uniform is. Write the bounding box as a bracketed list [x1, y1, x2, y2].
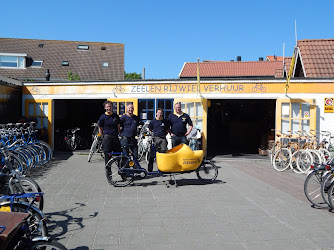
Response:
[120, 103, 140, 158]
[98, 101, 121, 165]
[167, 102, 193, 147]
[147, 108, 169, 171]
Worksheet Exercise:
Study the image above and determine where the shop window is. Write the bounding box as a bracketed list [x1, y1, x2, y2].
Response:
[108, 98, 138, 116]
[138, 99, 154, 121]
[156, 99, 173, 119]
[25, 99, 52, 145]
[276, 99, 315, 136]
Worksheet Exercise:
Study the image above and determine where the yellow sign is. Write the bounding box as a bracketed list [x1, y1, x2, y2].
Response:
[324, 98, 334, 113]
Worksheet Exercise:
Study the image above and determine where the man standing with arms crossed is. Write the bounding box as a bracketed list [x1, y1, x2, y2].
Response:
[98, 101, 121, 165]
[167, 102, 193, 148]
[120, 103, 140, 158]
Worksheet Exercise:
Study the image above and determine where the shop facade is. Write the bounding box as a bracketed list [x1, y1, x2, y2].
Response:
[22, 79, 334, 154]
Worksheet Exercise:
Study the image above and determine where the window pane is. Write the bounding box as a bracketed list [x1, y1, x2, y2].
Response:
[35, 103, 42, 116]
[301, 119, 310, 132]
[147, 111, 154, 120]
[281, 103, 290, 118]
[158, 100, 164, 109]
[195, 102, 203, 117]
[113, 102, 118, 113]
[281, 119, 289, 134]
[180, 102, 185, 111]
[194, 118, 203, 129]
[291, 119, 299, 133]
[18, 57, 25, 68]
[120, 102, 125, 114]
[0, 56, 17, 67]
[302, 103, 310, 118]
[140, 112, 147, 120]
[186, 102, 194, 117]
[165, 110, 172, 118]
[166, 100, 172, 109]
[148, 100, 154, 109]
[35, 118, 41, 129]
[42, 117, 48, 129]
[42, 103, 48, 116]
[139, 100, 146, 110]
[291, 103, 300, 118]
[28, 103, 34, 116]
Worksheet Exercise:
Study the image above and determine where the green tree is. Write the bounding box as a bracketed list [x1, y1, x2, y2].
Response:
[124, 71, 142, 80]
[67, 71, 81, 81]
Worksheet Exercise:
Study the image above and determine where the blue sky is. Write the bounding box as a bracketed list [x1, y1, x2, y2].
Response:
[1, 0, 333, 79]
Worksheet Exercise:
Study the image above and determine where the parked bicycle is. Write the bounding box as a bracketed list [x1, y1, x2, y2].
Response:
[88, 123, 104, 162]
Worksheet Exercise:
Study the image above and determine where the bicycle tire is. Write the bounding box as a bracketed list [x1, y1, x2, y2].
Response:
[88, 137, 99, 162]
[0, 202, 48, 237]
[296, 150, 313, 173]
[32, 239, 67, 250]
[320, 172, 333, 207]
[328, 181, 334, 210]
[304, 169, 328, 207]
[196, 161, 218, 183]
[310, 150, 322, 165]
[38, 141, 53, 161]
[272, 148, 291, 171]
[105, 157, 133, 187]
[16, 176, 44, 211]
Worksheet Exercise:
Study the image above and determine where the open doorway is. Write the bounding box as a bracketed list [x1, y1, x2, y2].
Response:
[207, 99, 275, 156]
[54, 99, 105, 149]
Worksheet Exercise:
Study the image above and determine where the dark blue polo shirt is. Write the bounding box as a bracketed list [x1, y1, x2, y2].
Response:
[167, 112, 193, 136]
[149, 118, 169, 138]
[120, 114, 139, 137]
[98, 113, 120, 136]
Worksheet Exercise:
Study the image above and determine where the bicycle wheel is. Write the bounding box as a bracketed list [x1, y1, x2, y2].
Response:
[290, 151, 304, 174]
[88, 137, 98, 162]
[137, 142, 145, 161]
[32, 239, 67, 250]
[309, 150, 323, 167]
[304, 170, 328, 207]
[296, 150, 313, 173]
[320, 172, 333, 207]
[196, 161, 218, 183]
[105, 157, 133, 187]
[16, 177, 44, 211]
[272, 148, 291, 171]
[328, 181, 334, 210]
[0, 202, 48, 237]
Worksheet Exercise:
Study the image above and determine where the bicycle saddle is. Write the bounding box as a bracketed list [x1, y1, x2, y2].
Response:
[156, 144, 204, 172]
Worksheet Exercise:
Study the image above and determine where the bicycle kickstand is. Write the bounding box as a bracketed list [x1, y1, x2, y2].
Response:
[165, 173, 178, 188]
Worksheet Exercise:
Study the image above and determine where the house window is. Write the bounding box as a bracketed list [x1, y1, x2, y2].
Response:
[77, 45, 89, 50]
[0, 55, 26, 68]
[102, 62, 109, 68]
[61, 60, 69, 66]
[31, 60, 43, 67]
[38, 44, 44, 48]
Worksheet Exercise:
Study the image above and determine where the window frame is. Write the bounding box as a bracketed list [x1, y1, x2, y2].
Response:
[276, 98, 316, 138]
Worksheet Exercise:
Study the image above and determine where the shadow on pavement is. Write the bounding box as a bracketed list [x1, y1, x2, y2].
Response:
[26, 151, 74, 179]
[45, 202, 98, 239]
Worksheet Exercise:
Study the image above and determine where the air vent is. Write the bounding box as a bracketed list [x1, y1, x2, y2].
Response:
[101, 46, 106, 50]
[61, 60, 69, 66]
[38, 44, 44, 48]
[102, 62, 109, 67]
[77, 45, 89, 50]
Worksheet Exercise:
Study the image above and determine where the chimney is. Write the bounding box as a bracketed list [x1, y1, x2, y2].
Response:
[143, 68, 145, 80]
[274, 55, 277, 60]
[259, 57, 264, 61]
[236, 56, 241, 61]
[45, 69, 50, 81]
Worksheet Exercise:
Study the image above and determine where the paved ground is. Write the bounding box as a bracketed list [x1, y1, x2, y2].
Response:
[28, 151, 334, 250]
